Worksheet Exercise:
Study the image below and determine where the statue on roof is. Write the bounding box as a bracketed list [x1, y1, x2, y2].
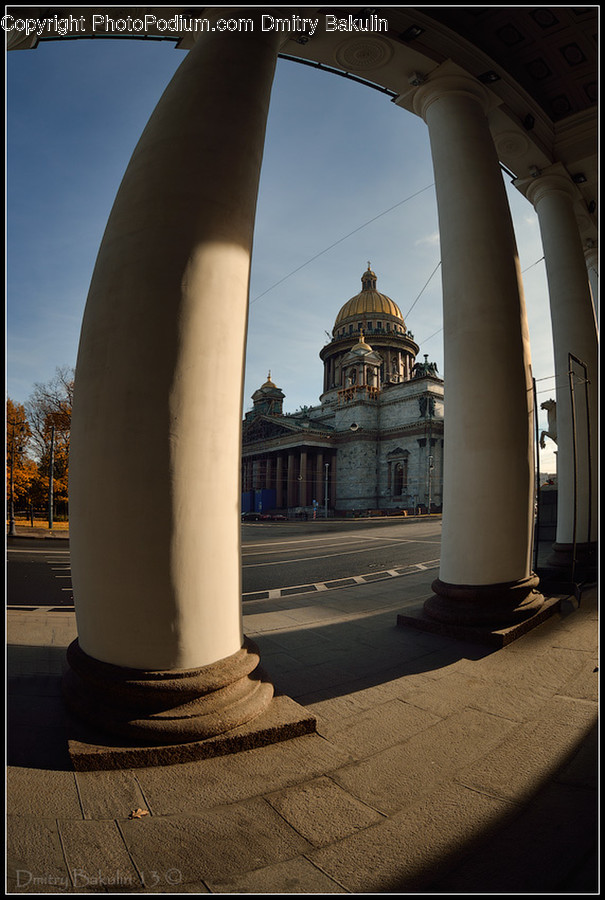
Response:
[412, 354, 439, 379]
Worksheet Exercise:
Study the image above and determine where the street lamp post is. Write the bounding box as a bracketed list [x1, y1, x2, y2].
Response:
[48, 424, 55, 531]
[427, 397, 434, 514]
[324, 462, 329, 519]
[7, 419, 26, 538]
[9, 432, 17, 537]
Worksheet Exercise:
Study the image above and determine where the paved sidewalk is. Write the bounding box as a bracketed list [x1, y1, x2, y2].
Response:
[7, 567, 598, 893]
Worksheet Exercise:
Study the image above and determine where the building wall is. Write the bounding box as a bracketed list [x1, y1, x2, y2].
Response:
[242, 376, 444, 515]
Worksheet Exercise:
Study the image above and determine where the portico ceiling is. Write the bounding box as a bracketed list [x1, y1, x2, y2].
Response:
[7, 5, 597, 242]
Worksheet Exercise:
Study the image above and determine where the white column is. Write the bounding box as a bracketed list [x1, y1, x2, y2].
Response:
[65, 17, 282, 743]
[406, 63, 543, 626]
[521, 169, 598, 565]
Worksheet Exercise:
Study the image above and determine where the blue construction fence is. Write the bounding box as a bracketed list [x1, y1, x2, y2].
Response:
[241, 489, 277, 514]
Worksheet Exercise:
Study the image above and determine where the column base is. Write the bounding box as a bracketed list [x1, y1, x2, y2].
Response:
[546, 541, 598, 571]
[63, 636, 276, 747]
[424, 574, 545, 628]
[396, 574, 558, 648]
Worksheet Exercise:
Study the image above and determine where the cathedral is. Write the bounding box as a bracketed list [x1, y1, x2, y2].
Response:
[241, 265, 444, 516]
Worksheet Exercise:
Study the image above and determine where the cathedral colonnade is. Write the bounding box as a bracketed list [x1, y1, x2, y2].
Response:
[518, 167, 598, 569]
[242, 448, 336, 510]
[64, 16, 287, 743]
[242, 446, 336, 510]
[11, 13, 589, 746]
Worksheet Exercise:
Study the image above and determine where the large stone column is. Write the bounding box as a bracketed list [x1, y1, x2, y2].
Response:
[287, 452, 296, 508]
[275, 454, 284, 509]
[64, 17, 283, 744]
[406, 63, 544, 628]
[299, 450, 308, 506]
[316, 451, 324, 505]
[520, 168, 598, 568]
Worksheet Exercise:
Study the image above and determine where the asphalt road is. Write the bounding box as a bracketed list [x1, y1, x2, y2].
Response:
[6, 518, 441, 607]
[241, 518, 441, 594]
[6, 538, 73, 608]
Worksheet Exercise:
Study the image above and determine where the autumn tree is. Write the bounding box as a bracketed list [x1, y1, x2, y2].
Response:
[26, 366, 74, 515]
[6, 398, 36, 512]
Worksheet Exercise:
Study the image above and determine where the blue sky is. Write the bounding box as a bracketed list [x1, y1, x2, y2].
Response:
[6, 34, 559, 471]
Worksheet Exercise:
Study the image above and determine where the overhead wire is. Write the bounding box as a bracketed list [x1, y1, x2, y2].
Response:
[403, 260, 441, 319]
[250, 183, 435, 305]
[249, 179, 547, 374]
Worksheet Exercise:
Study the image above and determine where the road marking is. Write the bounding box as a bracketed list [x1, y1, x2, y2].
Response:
[8, 548, 69, 554]
[242, 537, 382, 558]
[242, 535, 440, 555]
[243, 559, 440, 601]
[9, 558, 441, 609]
[242, 539, 428, 568]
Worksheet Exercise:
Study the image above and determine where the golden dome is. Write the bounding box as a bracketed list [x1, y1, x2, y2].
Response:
[351, 330, 373, 352]
[334, 265, 405, 329]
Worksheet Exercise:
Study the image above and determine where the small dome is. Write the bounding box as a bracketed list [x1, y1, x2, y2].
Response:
[351, 330, 373, 352]
[334, 265, 405, 329]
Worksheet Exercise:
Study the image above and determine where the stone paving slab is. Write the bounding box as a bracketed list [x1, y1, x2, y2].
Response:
[431, 775, 598, 892]
[5, 572, 598, 894]
[75, 769, 151, 821]
[265, 776, 384, 847]
[119, 798, 312, 885]
[205, 856, 345, 893]
[456, 696, 597, 802]
[59, 820, 143, 891]
[308, 782, 517, 893]
[314, 696, 441, 758]
[132, 733, 353, 815]
[7, 769, 82, 819]
[330, 706, 519, 815]
[7, 818, 72, 893]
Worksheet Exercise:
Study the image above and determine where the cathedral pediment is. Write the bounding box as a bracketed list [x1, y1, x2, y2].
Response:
[242, 415, 306, 444]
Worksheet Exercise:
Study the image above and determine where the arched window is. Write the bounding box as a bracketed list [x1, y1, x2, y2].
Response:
[388, 450, 409, 496]
[393, 463, 404, 496]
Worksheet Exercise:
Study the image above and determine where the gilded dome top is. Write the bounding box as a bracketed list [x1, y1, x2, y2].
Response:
[350, 330, 373, 352]
[254, 371, 284, 397]
[334, 265, 405, 329]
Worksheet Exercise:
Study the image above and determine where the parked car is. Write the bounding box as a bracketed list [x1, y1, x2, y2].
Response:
[241, 511, 261, 521]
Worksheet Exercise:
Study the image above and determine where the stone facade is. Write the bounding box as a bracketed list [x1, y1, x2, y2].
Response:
[242, 267, 444, 515]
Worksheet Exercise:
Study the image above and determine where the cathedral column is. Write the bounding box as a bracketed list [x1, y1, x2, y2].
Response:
[287, 452, 296, 508]
[265, 456, 273, 491]
[275, 454, 284, 509]
[329, 455, 337, 509]
[299, 450, 308, 506]
[316, 451, 324, 505]
[405, 62, 544, 628]
[65, 17, 283, 744]
[520, 168, 598, 568]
